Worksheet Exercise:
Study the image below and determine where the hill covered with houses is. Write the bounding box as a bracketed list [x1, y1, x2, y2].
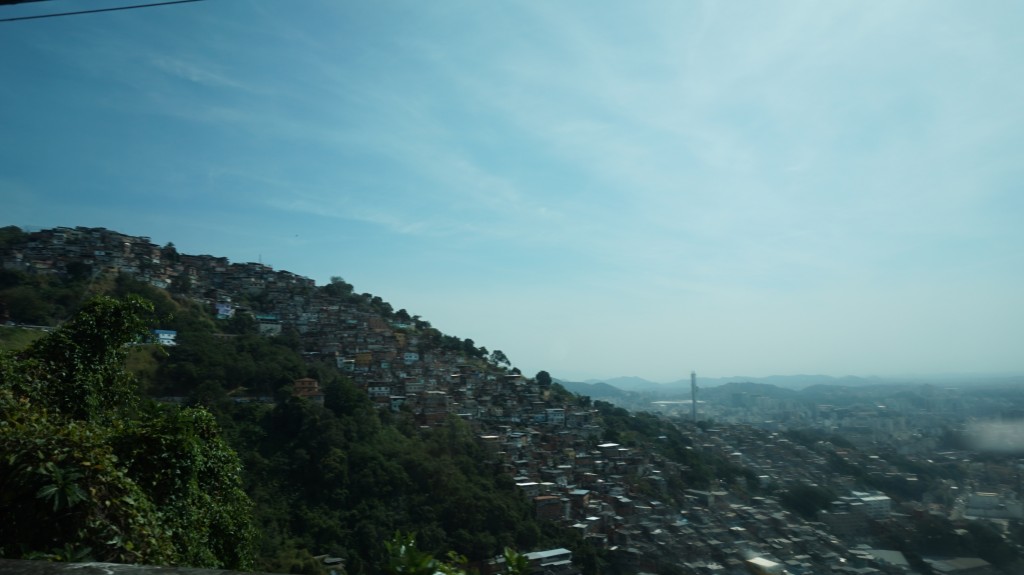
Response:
[0, 225, 546, 424]
[0, 225, 753, 574]
[6, 225, 1018, 575]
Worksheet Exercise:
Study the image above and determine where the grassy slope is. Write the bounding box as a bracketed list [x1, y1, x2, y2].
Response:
[0, 326, 46, 352]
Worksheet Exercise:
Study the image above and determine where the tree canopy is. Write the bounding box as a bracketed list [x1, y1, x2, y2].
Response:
[0, 296, 256, 568]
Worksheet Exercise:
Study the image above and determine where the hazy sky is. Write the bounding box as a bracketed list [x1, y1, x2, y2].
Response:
[3, 1, 1022, 382]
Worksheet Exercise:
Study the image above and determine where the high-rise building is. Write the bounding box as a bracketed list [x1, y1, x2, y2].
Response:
[691, 371, 698, 422]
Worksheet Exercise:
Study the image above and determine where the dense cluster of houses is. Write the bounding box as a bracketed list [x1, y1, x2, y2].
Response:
[2, 227, 1012, 575]
[1, 228, 602, 424]
[475, 419, 936, 575]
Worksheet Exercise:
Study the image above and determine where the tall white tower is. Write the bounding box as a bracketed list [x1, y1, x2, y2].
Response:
[691, 371, 698, 423]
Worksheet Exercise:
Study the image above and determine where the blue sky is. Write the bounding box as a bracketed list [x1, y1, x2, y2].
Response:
[3, 1, 1023, 382]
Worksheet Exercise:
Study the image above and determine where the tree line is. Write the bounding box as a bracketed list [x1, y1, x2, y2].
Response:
[0, 293, 581, 573]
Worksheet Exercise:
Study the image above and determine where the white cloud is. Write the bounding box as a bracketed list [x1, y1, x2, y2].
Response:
[4, 0, 1022, 378]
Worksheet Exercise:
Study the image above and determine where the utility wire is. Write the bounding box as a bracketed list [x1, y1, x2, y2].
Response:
[0, 0, 204, 22]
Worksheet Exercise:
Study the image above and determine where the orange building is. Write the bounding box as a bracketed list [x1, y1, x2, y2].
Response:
[292, 377, 324, 404]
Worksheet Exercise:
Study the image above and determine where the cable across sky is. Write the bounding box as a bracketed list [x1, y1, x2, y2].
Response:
[0, 0, 204, 23]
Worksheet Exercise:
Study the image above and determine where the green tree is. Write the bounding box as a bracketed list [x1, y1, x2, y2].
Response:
[0, 396, 176, 564]
[0, 286, 50, 324]
[535, 370, 552, 388]
[112, 405, 257, 568]
[323, 276, 354, 298]
[779, 484, 836, 519]
[224, 311, 258, 335]
[65, 261, 93, 282]
[169, 274, 192, 295]
[162, 242, 180, 263]
[383, 532, 528, 575]
[0, 296, 256, 568]
[384, 532, 445, 575]
[0, 225, 26, 249]
[490, 350, 511, 367]
[10, 295, 155, 422]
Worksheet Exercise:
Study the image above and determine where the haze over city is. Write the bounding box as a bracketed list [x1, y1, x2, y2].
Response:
[3, 1, 1022, 382]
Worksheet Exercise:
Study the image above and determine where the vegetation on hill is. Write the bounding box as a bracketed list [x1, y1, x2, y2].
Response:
[593, 401, 757, 502]
[778, 484, 836, 520]
[0, 225, 27, 249]
[141, 309, 563, 572]
[0, 268, 92, 325]
[0, 296, 256, 568]
[0, 268, 575, 572]
[0, 238, 755, 574]
[0, 324, 45, 351]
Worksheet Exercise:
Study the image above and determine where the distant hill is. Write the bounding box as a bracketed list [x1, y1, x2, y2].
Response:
[688, 374, 885, 390]
[592, 373, 1024, 392]
[585, 374, 888, 392]
[584, 376, 664, 392]
[558, 379, 630, 398]
[700, 380, 800, 401]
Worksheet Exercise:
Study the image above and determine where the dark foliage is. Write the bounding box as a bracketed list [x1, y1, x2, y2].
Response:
[0, 264, 598, 573]
[778, 484, 836, 519]
[592, 401, 747, 500]
[0, 296, 256, 568]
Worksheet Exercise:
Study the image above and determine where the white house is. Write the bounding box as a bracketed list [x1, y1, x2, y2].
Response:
[152, 330, 177, 346]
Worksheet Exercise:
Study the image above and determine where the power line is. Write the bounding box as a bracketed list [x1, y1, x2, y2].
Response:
[0, 0, 204, 22]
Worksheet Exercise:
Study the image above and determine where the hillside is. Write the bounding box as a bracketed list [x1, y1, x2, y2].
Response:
[1, 225, 760, 575]
[557, 379, 630, 399]
[0, 225, 511, 395]
[8, 226, 1024, 575]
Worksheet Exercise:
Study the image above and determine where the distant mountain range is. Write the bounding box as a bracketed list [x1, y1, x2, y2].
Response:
[557, 373, 1024, 399]
[582, 374, 887, 392]
[557, 380, 630, 398]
